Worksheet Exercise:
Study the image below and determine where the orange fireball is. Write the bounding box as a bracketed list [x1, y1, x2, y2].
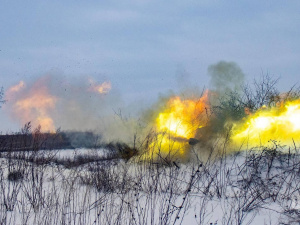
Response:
[6, 78, 57, 132]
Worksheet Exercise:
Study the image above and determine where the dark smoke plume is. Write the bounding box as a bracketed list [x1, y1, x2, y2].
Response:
[208, 61, 245, 95]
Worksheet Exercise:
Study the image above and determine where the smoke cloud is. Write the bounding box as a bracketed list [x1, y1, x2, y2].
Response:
[208, 61, 245, 95]
[4, 74, 147, 146]
[5, 75, 114, 130]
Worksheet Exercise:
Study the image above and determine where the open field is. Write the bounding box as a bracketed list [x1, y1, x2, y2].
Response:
[0, 140, 299, 225]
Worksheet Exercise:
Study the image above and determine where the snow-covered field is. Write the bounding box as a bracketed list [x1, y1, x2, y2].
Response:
[0, 146, 299, 225]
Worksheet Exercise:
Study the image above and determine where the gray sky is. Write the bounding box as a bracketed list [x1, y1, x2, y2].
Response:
[0, 1, 300, 131]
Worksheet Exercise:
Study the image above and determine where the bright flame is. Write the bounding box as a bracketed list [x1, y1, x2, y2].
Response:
[88, 79, 111, 94]
[232, 100, 300, 147]
[6, 79, 57, 132]
[149, 92, 209, 157]
[156, 95, 207, 139]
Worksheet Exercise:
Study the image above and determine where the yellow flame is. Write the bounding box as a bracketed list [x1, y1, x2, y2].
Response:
[148, 93, 208, 157]
[156, 96, 207, 139]
[232, 99, 300, 147]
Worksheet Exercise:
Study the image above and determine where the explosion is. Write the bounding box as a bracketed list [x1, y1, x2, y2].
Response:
[6, 79, 57, 132]
[156, 94, 208, 140]
[149, 92, 209, 157]
[4, 76, 114, 133]
[232, 100, 300, 148]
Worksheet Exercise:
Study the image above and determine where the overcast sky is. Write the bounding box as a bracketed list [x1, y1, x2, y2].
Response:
[0, 1, 300, 131]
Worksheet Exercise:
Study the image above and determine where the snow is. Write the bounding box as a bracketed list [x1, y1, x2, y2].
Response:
[0, 147, 299, 224]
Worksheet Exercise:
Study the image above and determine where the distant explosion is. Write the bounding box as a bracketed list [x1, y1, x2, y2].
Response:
[6, 77, 57, 132]
[5, 76, 112, 132]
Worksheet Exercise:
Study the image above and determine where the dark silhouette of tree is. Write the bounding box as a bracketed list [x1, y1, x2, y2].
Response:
[0, 87, 5, 107]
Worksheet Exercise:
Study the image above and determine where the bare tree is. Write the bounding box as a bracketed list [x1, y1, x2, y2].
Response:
[0, 87, 5, 108]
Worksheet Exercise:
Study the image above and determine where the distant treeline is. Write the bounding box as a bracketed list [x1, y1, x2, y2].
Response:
[0, 131, 100, 152]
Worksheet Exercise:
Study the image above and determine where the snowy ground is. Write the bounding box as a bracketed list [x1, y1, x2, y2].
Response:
[0, 146, 299, 224]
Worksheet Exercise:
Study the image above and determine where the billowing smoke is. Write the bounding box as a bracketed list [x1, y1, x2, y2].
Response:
[50, 76, 114, 131]
[4, 74, 144, 147]
[5, 75, 112, 131]
[3, 61, 300, 161]
[200, 61, 247, 147]
[208, 61, 245, 95]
